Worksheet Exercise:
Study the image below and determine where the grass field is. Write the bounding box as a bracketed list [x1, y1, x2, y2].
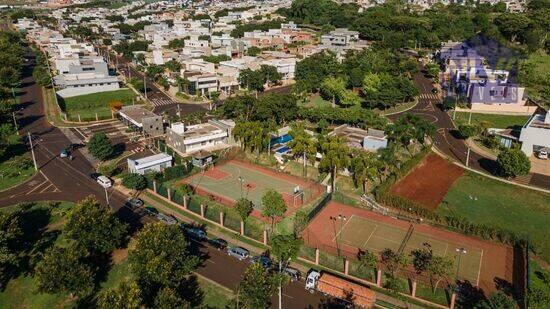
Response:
[519, 51, 550, 108]
[438, 172, 550, 261]
[0, 155, 36, 191]
[300, 95, 332, 108]
[452, 112, 529, 129]
[59, 89, 136, 121]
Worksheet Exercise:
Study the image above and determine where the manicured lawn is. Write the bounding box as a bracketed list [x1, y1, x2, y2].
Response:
[452, 112, 529, 129]
[59, 89, 136, 121]
[520, 51, 550, 108]
[300, 95, 332, 108]
[438, 172, 550, 261]
[198, 277, 233, 308]
[0, 275, 72, 308]
[0, 155, 36, 191]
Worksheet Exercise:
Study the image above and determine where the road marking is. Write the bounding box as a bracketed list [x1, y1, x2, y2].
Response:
[40, 183, 54, 193]
[476, 249, 483, 286]
[283, 293, 294, 299]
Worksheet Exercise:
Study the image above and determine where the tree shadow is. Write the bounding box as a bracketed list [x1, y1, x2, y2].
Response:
[456, 280, 487, 308]
[112, 142, 126, 158]
[477, 157, 499, 175]
[178, 275, 204, 307]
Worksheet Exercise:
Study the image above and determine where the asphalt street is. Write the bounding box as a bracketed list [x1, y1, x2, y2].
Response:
[0, 44, 330, 309]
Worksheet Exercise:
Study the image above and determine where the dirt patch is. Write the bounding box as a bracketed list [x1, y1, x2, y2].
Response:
[111, 247, 128, 264]
[390, 153, 464, 210]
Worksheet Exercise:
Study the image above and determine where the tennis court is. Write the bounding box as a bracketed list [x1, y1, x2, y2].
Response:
[182, 160, 323, 214]
[334, 215, 482, 284]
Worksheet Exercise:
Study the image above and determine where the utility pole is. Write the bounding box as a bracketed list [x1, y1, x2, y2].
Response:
[104, 186, 110, 206]
[455, 248, 467, 282]
[279, 260, 282, 309]
[143, 74, 148, 99]
[466, 148, 471, 167]
[468, 111, 472, 125]
[27, 132, 37, 171]
[128, 63, 131, 80]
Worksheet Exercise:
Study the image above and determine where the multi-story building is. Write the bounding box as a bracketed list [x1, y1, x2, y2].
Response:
[166, 120, 235, 155]
[520, 112, 550, 156]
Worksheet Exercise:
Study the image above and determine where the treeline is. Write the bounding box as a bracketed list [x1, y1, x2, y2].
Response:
[230, 19, 284, 38]
[278, 0, 550, 52]
[295, 48, 419, 109]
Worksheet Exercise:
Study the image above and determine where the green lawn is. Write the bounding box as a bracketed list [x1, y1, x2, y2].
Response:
[528, 259, 550, 309]
[519, 51, 550, 108]
[300, 95, 332, 108]
[438, 172, 550, 261]
[198, 277, 233, 308]
[0, 155, 36, 191]
[452, 112, 529, 129]
[59, 89, 136, 122]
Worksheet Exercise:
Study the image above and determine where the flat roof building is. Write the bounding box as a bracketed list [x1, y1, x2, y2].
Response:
[118, 105, 164, 137]
[127, 153, 173, 175]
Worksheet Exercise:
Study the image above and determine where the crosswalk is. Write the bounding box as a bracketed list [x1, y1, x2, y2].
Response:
[150, 98, 177, 107]
[419, 93, 440, 100]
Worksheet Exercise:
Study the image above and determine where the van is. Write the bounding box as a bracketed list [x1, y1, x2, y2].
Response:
[227, 246, 249, 261]
[97, 175, 112, 188]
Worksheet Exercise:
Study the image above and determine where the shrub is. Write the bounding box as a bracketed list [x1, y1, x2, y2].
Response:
[497, 148, 531, 178]
[122, 173, 147, 190]
[457, 124, 480, 139]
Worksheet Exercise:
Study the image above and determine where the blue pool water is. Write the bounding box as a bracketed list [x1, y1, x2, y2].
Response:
[270, 134, 293, 146]
[276, 146, 291, 154]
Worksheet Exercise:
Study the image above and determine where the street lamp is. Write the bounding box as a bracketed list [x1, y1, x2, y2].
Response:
[331, 214, 347, 256]
[238, 176, 244, 198]
[104, 186, 110, 206]
[455, 247, 467, 282]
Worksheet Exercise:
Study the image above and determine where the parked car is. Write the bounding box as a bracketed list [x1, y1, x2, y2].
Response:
[185, 227, 207, 241]
[538, 149, 548, 160]
[250, 255, 272, 269]
[126, 198, 144, 209]
[60, 149, 69, 158]
[96, 175, 112, 188]
[157, 213, 177, 225]
[209, 238, 227, 250]
[283, 267, 301, 282]
[227, 246, 250, 261]
[431, 88, 439, 94]
[144, 206, 159, 216]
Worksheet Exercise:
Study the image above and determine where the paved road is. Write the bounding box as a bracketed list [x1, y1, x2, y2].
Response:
[101, 47, 209, 117]
[0, 46, 333, 309]
[389, 70, 550, 190]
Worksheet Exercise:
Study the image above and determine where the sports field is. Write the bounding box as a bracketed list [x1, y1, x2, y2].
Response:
[182, 160, 323, 215]
[303, 202, 512, 293]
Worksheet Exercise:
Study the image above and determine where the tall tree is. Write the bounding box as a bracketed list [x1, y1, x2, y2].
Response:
[128, 223, 199, 290]
[357, 249, 378, 277]
[238, 263, 275, 309]
[319, 135, 350, 190]
[380, 248, 408, 277]
[96, 281, 143, 309]
[261, 189, 287, 231]
[235, 198, 254, 222]
[288, 125, 317, 177]
[349, 150, 378, 193]
[320, 76, 346, 108]
[88, 133, 114, 161]
[64, 196, 127, 254]
[426, 255, 453, 293]
[35, 245, 95, 298]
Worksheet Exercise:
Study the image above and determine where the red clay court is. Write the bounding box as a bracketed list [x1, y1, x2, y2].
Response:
[181, 160, 325, 219]
[390, 152, 464, 210]
[303, 201, 513, 294]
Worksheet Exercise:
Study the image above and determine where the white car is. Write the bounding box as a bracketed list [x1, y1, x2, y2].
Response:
[96, 175, 112, 188]
[538, 149, 548, 160]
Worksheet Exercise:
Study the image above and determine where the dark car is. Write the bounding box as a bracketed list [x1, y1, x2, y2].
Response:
[144, 206, 159, 216]
[126, 198, 144, 209]
[283, 267, 301, 282]
[209, 238, 227, 250]
[185, 227, 207, 241]
[250, 255, 272, 269]
[90, 172, 101, 180]
[431, 88, 439, 94]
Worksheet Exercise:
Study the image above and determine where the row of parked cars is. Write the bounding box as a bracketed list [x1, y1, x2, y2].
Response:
[125, 198, 302, 282]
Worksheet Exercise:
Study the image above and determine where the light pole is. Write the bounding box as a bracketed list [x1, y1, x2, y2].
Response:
[143, 73, 148, 100]
[331, 214, 347, 256]
[455, 247, 467, 282]
[27, 132, 38, 171]
[238, 176, 244, 198]
[104, 186, 110, 206]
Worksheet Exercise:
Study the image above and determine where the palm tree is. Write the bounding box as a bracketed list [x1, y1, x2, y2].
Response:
[288, 124, 317, 177]
[319, 135, 349, 190]
[350, 150, 378, 194]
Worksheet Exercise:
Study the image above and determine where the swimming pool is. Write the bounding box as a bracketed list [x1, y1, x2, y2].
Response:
[270, 134, 293, 146]
[276, 146, 291, 154]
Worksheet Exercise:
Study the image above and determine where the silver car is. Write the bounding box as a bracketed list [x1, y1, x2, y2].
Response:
[157, 213, 177, 225]
[227, 246, 250, 261]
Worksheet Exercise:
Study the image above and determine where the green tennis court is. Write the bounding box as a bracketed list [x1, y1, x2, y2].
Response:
[184, 160, 319, 211]
[335, 215, 483, 284]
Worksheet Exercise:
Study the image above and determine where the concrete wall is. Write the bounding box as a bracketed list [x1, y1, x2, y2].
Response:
[56, 83, 120, 98]
[142, 116, 164, 137]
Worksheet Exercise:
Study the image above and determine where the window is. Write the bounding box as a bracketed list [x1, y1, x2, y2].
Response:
[82, 67, 95, 71]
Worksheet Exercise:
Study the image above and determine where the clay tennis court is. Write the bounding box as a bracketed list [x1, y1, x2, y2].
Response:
[390, 152, 464, 210]
[181, 160, 324, 218]
[303, 201, 513, 293]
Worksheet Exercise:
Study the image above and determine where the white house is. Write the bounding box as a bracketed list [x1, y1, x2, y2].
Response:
[127, 153, 173, 175]
[519, 112, 550, 157]
[165, 120, 235, 155]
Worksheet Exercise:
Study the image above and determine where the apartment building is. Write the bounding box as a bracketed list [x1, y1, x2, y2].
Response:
[166, 120, 235, 155]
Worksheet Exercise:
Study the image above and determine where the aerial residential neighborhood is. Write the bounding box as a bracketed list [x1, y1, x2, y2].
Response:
[0, 0, 548, 308]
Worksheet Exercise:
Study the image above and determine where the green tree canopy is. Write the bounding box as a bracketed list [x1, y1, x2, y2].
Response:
[96, 281, 143, 309]
[261, 189, 287, 230]
[64, 196, 127, 254]
[497, 148, 531, 178]
[88, 132, 114, 161]
[122, 173, 147, 191]
[238, 262, 275, 308]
